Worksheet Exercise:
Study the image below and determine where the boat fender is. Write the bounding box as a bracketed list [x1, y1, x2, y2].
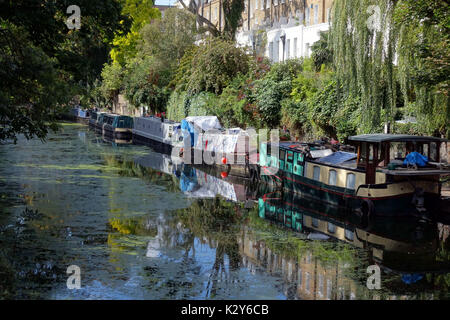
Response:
[222, 157, 227, 164]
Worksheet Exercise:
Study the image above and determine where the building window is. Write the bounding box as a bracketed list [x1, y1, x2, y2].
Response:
[305, 272, 311, 293]
[306, 7, 310, 26]
[298, 268, 302, 286]
[255, 0, 258, 10]
[266, 0, 270, 9]
[346, 173, 356, 189]
[274, 0, 278, 6]
[305, 43, 310, 57]
[328, 169, 337, 186]
[313, 166, 320, 181]
[328, 222, 336, 233]
[293, 37, 297, 57]
[314, 4, 319, 24]
[318, 274, 324, 297]
[327, 8, 331, 22]
[327, 279, 332, 299]
[279, 149, 286, 162]
[286, 39, 290, 59]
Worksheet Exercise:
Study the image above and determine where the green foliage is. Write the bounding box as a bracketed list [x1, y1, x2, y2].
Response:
[100, 62, 124, 99]
[166, 91, 188, 122]
[311, 31, 333, 72]
[394, 0, 450, 138]
[0, 1, 125, 141]
[176, 38, 250, 94]
[187, 92, 220, 117]
[0, 20, 69, 142]
[253, 59, 303, 128]
[110, 0, 161, 66]
[222, 0, 246, 40]
[122, 57, 171, 112]
[139, 8, 199, 68]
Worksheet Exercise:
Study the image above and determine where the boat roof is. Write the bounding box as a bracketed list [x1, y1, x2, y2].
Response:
[349, 134, 447, 143]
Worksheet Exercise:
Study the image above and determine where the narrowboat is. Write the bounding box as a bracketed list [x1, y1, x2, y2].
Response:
[180, 116, 253, 178]
[102, 114, 133, 140]
[89, 111, 105, 129]
[67, 107, 90, 124]
[93, 112, 106, 133]
[259, 134, 450, 217]
[132, 116, 183, 154]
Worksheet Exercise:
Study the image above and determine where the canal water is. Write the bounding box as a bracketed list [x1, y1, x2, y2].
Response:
[0, 123, 449, 300]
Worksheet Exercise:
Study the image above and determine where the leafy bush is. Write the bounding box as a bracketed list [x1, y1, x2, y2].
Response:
[175, 37, 250, 94]
[187, 92, 219, 117]
[166, 91, 188, 122]
[253, 59, 303, 128]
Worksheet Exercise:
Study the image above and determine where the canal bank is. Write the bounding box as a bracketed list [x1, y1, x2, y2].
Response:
[0, 123, 449, 299]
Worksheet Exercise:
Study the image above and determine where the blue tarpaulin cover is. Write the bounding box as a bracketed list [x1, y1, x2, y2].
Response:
[403, 152, 428, 167]
[181, 119, 197, 147]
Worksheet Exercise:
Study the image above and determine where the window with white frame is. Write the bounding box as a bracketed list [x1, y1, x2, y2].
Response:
[346, 173, 356, 189]
[286, 39, 290, 59]
[314, 4, 319, 24]
[328, 169, 337, 186]
[269, 41, 274, 61]
[255, 0, 258, 10]
[293, 37, 297, 57]
[328, 222, 336, 233]
[313, 165, 320, 181]
[306, 7, 310, 25]
[266, 0, 270, 9]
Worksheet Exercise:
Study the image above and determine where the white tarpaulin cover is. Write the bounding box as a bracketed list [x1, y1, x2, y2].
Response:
[196, 133, 243, 154]
[184, 170, 237, 202]
[185, 116, 222, 132]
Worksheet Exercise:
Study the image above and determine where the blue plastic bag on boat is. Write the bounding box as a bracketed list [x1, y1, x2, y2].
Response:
[403, 151, 428, 167]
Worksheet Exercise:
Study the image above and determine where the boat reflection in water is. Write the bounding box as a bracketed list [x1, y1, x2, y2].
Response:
[252, 190, 450, 299]
[121, 150, 450, 299]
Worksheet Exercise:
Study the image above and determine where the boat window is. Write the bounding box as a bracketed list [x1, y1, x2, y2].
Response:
[286, 151, 294, 163]
[346, 173, 355, 189]
[327, 222, 336, 233]
[296, 153, 304, 165]
[345, 229, 354, 241]
[328, 170, 337, 186]
[279, 149, 285, 161]
[311, 218, 318, 227]
[313, 166, 320, 181]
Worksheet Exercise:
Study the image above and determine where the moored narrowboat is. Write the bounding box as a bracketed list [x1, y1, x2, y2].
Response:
[259, 134, 450, 217]
[102, 114, 133, 140]
[132, 116, 183, 154]
[180, 116, 252, 178]
[89, 111, 105, 129]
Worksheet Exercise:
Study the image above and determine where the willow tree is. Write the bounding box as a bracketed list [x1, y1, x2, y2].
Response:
[395, 0, 449, 138]
[330, 0, 397, 133]
[330, 0, 449, 137]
